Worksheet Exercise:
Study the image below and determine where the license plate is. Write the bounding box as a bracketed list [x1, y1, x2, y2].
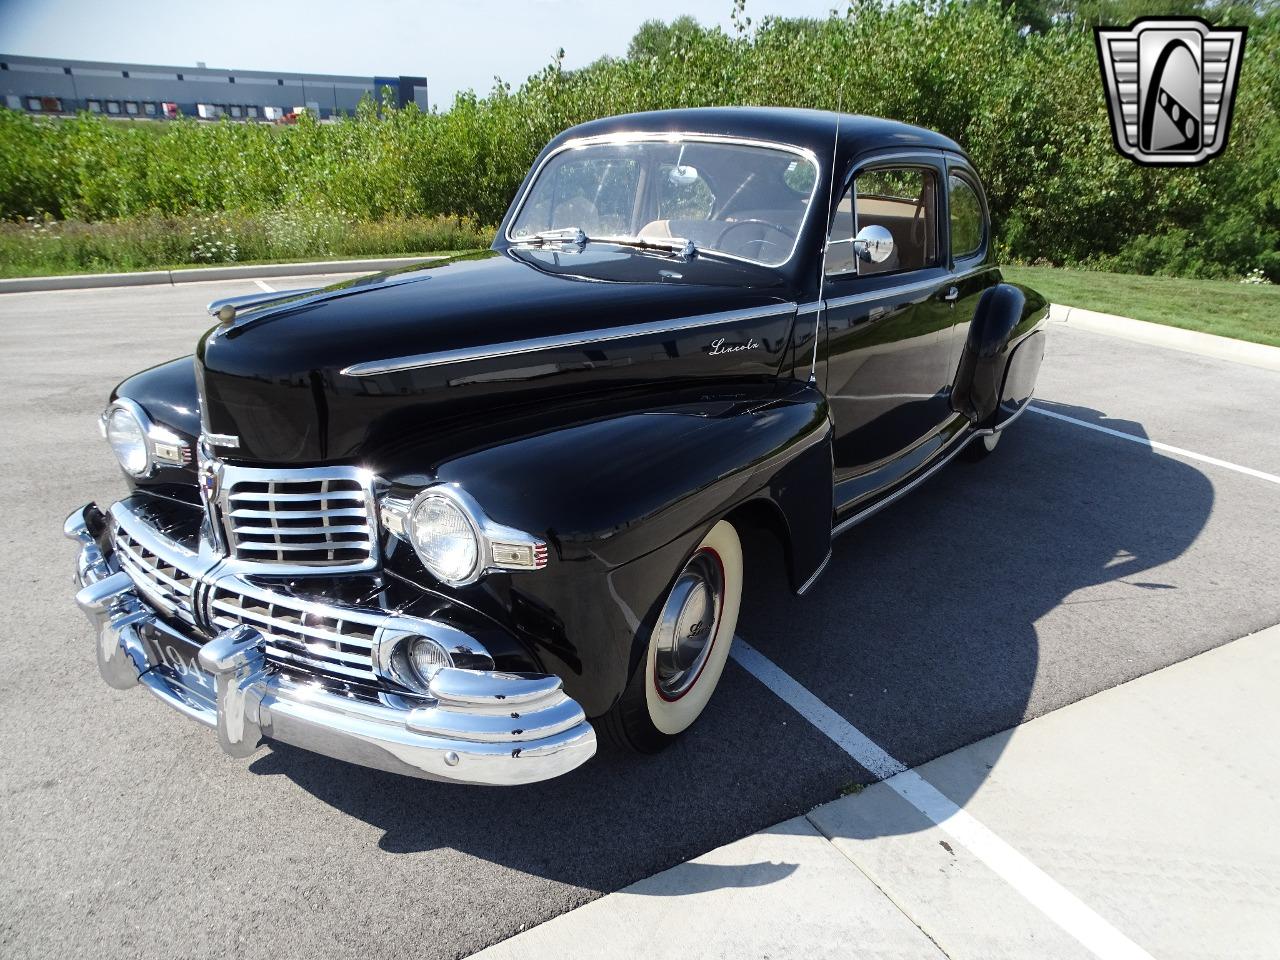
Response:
[139, 621, 215, 696]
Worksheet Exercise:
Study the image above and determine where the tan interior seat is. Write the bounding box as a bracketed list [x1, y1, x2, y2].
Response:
[638, 219, 674, 238]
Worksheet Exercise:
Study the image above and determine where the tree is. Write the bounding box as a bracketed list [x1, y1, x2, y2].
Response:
[627, 16, 708, 60]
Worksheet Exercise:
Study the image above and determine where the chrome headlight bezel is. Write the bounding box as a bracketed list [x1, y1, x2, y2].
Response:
[382, 483, 548, 588]
[101, 398, 152, 477]
[407, 489, 483, 587]
[100, 398, 192, 479]
[370, 615, 495, 695]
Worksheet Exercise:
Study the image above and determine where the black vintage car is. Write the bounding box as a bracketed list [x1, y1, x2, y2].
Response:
[66, 107, 1046, 786]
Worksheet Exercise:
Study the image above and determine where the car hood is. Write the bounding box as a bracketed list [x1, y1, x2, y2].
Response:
[197, 249, 799, 465]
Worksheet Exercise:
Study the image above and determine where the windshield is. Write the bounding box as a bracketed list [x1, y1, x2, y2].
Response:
[508, 136, 819, 267]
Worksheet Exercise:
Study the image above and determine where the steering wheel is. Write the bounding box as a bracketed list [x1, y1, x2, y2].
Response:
[714, 219, 797, 258]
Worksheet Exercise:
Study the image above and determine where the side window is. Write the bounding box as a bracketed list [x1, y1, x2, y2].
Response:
[948, 173, 984, 260]
[826, 166, 938, 278]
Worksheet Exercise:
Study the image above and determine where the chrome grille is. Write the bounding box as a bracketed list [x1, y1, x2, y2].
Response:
[220, 466, 377, 571]
[109, 494, 394, 700]
[112, 524, 199, 628]
[207, 580, 382, 689]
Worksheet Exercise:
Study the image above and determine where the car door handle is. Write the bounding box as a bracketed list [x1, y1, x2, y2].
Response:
[942, 286, 960, 302]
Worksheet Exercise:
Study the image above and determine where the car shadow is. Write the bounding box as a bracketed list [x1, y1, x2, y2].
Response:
[248, 400, 1214, 897]
[739, 398, 1216, 774]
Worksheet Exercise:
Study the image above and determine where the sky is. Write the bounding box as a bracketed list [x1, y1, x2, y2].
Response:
[0, 0, 844, 109]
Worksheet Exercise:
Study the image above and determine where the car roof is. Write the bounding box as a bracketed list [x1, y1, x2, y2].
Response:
[551, 106, 967, 163]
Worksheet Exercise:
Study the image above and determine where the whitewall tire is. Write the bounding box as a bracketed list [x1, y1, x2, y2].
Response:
[604, 519, 743, 752]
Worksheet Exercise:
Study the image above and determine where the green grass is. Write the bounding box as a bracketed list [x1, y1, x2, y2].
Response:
[0, 249, 478, 280]
[1003, 266, 1280, 349]
[0, 213, 495, 279]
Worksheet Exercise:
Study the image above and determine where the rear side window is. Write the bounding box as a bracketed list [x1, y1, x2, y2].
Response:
[949, 174, 984, 260]
[826, 166, 939, 278]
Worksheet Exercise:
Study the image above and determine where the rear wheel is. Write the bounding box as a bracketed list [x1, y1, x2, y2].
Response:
[603, 520, 743, 753]
[962, 428, 1001, 462]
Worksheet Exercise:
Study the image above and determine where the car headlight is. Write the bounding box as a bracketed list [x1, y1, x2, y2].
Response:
[408, 492, 481, 586]
[383, 484, 549, 587]
[104, 401, 150, 476]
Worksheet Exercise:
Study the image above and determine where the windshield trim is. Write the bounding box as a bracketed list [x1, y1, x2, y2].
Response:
[504, 132, 822, 270]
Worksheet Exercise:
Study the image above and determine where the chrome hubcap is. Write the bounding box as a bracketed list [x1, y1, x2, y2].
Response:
[653, 550, 723, 700]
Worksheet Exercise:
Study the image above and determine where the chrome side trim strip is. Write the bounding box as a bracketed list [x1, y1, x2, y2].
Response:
[832, 425, 973, 539]
[829, 388, 1035, 541]
[820, 265, 993, 312]
[824, 275, 944, 310]
[341, 302, 798, 377]
[796, 549, 832, 596]
[984, 391, 1035, 433]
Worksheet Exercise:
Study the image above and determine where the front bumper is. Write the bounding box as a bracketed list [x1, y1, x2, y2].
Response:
[65, 502, 596, 786]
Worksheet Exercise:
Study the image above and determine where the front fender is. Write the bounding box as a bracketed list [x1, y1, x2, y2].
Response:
[391, 383, 833, 716]
[434, 385, 831, 571]
[109, 356, 201, 490]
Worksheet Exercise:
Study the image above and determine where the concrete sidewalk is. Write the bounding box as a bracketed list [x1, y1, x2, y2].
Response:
[1048, 303, 1280, 373]
[473, 625, 1280, 959]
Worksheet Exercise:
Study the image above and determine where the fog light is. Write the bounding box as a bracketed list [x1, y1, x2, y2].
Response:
[407, 636, 451, 685]
[372, 617, 485, 695]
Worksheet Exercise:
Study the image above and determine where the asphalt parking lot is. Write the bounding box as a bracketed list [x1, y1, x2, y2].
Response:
[2, 276, 1279, 960]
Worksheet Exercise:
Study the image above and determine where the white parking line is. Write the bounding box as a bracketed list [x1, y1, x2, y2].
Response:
[1030, 405, 1280, 485]
[253, 279, 277, 293]
[731, 639, 1156, 960]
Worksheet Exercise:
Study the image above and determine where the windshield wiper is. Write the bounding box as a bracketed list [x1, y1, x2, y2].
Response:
[594, 235, 697, 260]
[512, 227, 589, 248]
[513, 229, 698, 261]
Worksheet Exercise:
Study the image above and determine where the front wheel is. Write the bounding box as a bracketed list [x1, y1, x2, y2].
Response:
[602, 520, 743, 753]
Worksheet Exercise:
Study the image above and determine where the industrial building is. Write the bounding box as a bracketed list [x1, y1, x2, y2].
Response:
[0, 54, 427, 120]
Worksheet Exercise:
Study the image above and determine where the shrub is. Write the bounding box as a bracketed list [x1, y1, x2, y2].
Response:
[0, 213, 492, 277]
[0, 1, 1275, 279]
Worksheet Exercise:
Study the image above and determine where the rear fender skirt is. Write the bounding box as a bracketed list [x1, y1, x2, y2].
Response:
[996, 329, 1046, 426]
[952, 283, 1045, 425]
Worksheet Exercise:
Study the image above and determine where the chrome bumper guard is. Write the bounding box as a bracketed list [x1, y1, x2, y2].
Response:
[65, 503, 596, 786]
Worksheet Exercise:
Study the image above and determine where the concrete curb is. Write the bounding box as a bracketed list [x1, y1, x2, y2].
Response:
[1048, 302, 1280, 373]
[0, 256, 443, 294]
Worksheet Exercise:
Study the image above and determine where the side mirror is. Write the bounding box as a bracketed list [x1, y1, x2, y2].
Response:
[853, 224, 894, 264]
